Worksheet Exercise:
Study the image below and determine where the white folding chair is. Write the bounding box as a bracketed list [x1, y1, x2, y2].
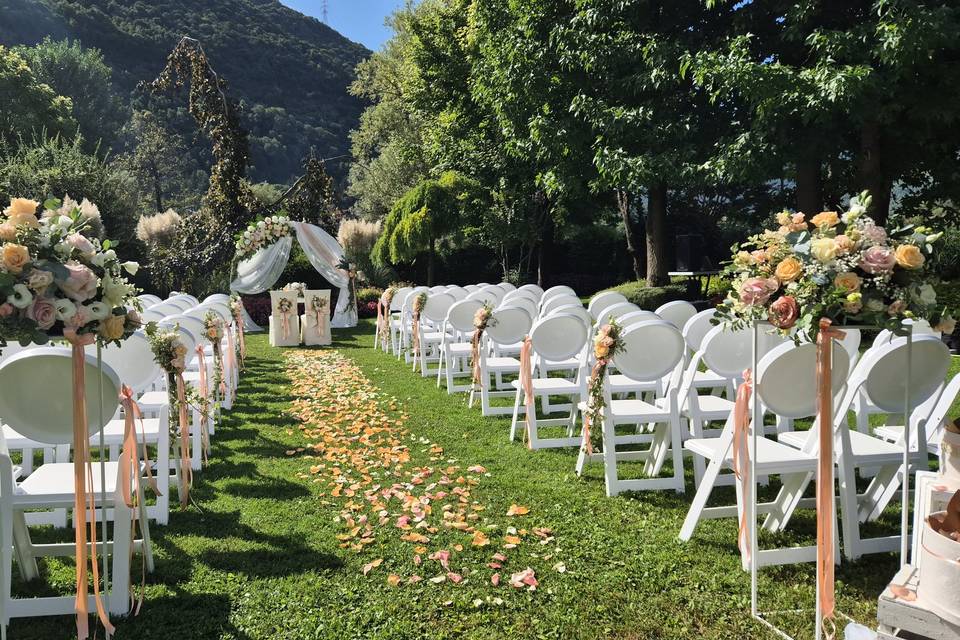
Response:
[268, 291, 300, 347]
[575, 320, 687, 496]
[469, 307, 532, 416]
[414, 293, 455, 376]
[655, 300, 697, 330]
[518, 284, 544, 299]
[509, 313, 589, 449]
[587, 291, 628, 322]
[436, 299, 483, 393]
[388, 286, 413, 355]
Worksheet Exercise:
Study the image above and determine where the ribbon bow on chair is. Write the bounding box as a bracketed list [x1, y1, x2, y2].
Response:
[732, 368, 753, 564]
[519, 336, 535, 449]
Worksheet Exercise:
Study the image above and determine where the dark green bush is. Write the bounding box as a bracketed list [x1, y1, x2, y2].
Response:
[357, 287, 383, 305]
[932, 228, 960, 281]
[608, 281, 690, 310]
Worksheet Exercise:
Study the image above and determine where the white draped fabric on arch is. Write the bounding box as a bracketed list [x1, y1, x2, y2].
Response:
[229, 221, 358, 328]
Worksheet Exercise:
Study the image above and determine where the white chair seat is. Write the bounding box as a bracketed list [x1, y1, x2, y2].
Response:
[685, 437, 815, 474]
[421, 331, 447, 343]
[446, 342, 473, 355]
[137, 390, 170, 412]
[692, 369, 728, 388]
[510, 378, 580, 394]
[778, 429, 922, 464]
[17, 462, 120, 505]
[543, 357, 580, 369]
[684, 394, 734, 420]
[97, 417, 163, 445]
[578, 398, 669, 421]
[486, 356, 521, 372]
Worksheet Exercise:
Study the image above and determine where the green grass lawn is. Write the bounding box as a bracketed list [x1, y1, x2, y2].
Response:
[11, 320, 959, 639]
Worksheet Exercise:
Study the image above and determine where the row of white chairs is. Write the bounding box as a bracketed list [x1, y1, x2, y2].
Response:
[0, 290, 242, 632]
[374, 282, 958, 571]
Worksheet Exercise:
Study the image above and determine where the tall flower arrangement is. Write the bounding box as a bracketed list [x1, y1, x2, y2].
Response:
[411, 292, 427, 369]
[583, 320, 624, 453]
[204, 310, 226, 401]
[715, 192, 953, 337]
[376, 286, 396, 348]
[230, 294, 246, 367]
[0, 196, 141, 350]
[471, 304, 495, 388]
[234, 214, 291, 261]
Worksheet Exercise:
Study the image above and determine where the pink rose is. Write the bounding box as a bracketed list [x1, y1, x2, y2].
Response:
[0, 303, 13, 318]
[859, 246, 896, 275]
[861, 222, 887, 245]
[768, 295, 799, 330]
[126, 309, 142, 326]
[65, 232, 95, 256]
[25, 297, 57, 330]
[887, 300, 906, 316]
[66, 307, 89, 329]
[58, 260, 99, 302]
[739, 277, 779, 306]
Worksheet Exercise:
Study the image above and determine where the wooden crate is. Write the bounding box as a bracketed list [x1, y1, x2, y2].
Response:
[877, 564, 960, 640]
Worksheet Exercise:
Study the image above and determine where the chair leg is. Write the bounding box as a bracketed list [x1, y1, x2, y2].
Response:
[11, 512, 37, 581]
[679, 455, 724, 541]
[602, 416, 619, 497]
[763, 471, 813, 532]
[109, 501, 132, 616]
[509, 389, 522, 442]
[0, 500, 12, 632]
[670, 414, 685, 493]
[858, 464, 900, 523]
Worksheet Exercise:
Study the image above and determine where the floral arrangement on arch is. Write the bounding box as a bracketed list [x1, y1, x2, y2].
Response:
[282, 282, 306, 298]
[234, 214, 290, 262]
[584, 319, 624, 453]
[0, 196, 141, 350]
[715, 192, 954, 337]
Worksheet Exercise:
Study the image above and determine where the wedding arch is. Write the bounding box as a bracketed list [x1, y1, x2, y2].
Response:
[230, 220, 358, 328]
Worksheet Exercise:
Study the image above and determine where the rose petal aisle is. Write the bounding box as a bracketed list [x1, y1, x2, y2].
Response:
[283, 349, 558, 591]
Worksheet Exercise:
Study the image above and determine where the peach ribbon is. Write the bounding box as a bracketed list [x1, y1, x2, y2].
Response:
[518, 337, 536, 449]
[816, 318, 845, 639]
[412, 311, 422, 371]
[280, 311, 291, 339]
[233, 308, 246, 369]
[226, 326, 237, 403]
[174, 373, 192, 507]
[376, 301, 386, 347]
[214, 342, 227, 402]
[732, 369, 753, 564]
[65, 329, 114, 639]
[471, 328, 484, 389]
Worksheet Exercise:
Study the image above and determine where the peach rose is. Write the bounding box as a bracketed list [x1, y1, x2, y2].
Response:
[5, 198, 38, 217]
[834, 234, 854, 255]
[810, 211, 840, 228]
[0, 303, 13, 318]
[0, 222, 15, 241]
[595, 344, 610, 359]
[834, 272, 862, 293]
[894, 244, 924, 269]
[1, 243, 30, 274]
[774, 257, 803, 282]
[98, 314, 126, 341]
[887, 300, 906, 316]
[768, 295, 799, 329]
[25, 297, 56, 330]
[58, 260, 99, 302]
[8, 212, 39, 229]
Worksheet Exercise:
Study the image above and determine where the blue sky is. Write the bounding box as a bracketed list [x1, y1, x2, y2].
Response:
[281, 0, 406, 51]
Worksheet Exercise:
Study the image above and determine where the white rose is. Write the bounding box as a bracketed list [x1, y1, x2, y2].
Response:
[7, 283, 33, 309]
[55, 298, 77, 321]
[84, 301, 110, 321]
[243, 231, 251, 239]
[918, 283, 937, 305]
[257, 221, 265, 228]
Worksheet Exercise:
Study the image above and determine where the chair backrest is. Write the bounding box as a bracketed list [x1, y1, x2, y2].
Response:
[422, 292, 455, 323]
[530, 313, 589, 362]
[588, 291, 628, 320]
[618, 310, 660, 328]
[201, 302, 232, 324]
[857, 335, 950, 414]
[428, 285, 447, 294]
[541, 294, 581, 316]
[85, 330, 161, 395]
[463, 284, 480, 293]
[303, 290, 331, 317]
[391, 286, 413, 312]
[486, 306, 532, 345]
[138, 294, 162, 307]
[613, 321, 686, 382]
[757, 341, 850, 419]
[445, 285, 469, 300]
[140, 308, 167, 324]
[595, 302, 640, 327]
[0, 347, 121, 444]
[655, 300, 698, 330]
[269, 291, 298, 318]
[201, 294, 227, 305]
[543, 285, 576, 300]
[546, 303, 592, 329]
[480, 285, 505, 304]
[164, 314, 207, 348]
[699, 325, 784, 379]
[466, 289, 499, 307]
[518, 283, 544, 298]
[682, 308, 717, 353]
[147, 302, 182, 317]
[164, 298, 194, 312]
[498, 282, 516, 292]
[446, 299, 483, 333]
[501, 297, 537, 321]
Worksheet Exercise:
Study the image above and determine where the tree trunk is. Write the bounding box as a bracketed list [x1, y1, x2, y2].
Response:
[150, 161, 163, 212]
[795, 152, 823, 215]
[535, 193, 553, 289]
[857, 121, 892, 225]
[427, 235, 436, 286]
[645, 181, 669, 287]
[617, 189, 644, 281]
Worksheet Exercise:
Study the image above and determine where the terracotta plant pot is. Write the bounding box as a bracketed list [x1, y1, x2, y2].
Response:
[918, 510, 960, 625]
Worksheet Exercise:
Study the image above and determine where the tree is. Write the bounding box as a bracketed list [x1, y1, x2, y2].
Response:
[0, 45, 75, 146]
[372, 171, 486, 285]
[121, 110, 189, 213]
[16, 37, 127, 152]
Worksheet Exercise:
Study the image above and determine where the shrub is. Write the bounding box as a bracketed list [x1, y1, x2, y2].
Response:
[136, 208, 182, 247]
[360, 301, 378, 318]
[931, 228, 960, 281]
[608, 281, 690, 310]
[357, 287, 383, 305]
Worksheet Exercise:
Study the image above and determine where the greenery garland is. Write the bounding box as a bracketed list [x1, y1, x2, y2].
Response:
[584, 319, 624, 453]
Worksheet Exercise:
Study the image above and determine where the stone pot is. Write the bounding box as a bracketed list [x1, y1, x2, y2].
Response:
[918, 511, 960, 625]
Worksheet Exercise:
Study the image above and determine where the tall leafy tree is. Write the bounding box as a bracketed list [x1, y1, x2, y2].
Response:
[0, 45, 75, 146]
[16, 37, 127, 152]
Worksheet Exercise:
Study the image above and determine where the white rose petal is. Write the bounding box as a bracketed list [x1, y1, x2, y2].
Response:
[121, 261, 139, 276]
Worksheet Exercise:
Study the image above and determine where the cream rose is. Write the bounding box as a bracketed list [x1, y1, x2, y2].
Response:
[27, 268, 54, 292]
[65, 232, 96, 256]
[810, 237, 838, 263]
[1, 243, 30, 274]
[935, 316, 957, 336]
[894, 244, 924, 269]
[774, 257, 803, 282]
[0, 222, 16, 241]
